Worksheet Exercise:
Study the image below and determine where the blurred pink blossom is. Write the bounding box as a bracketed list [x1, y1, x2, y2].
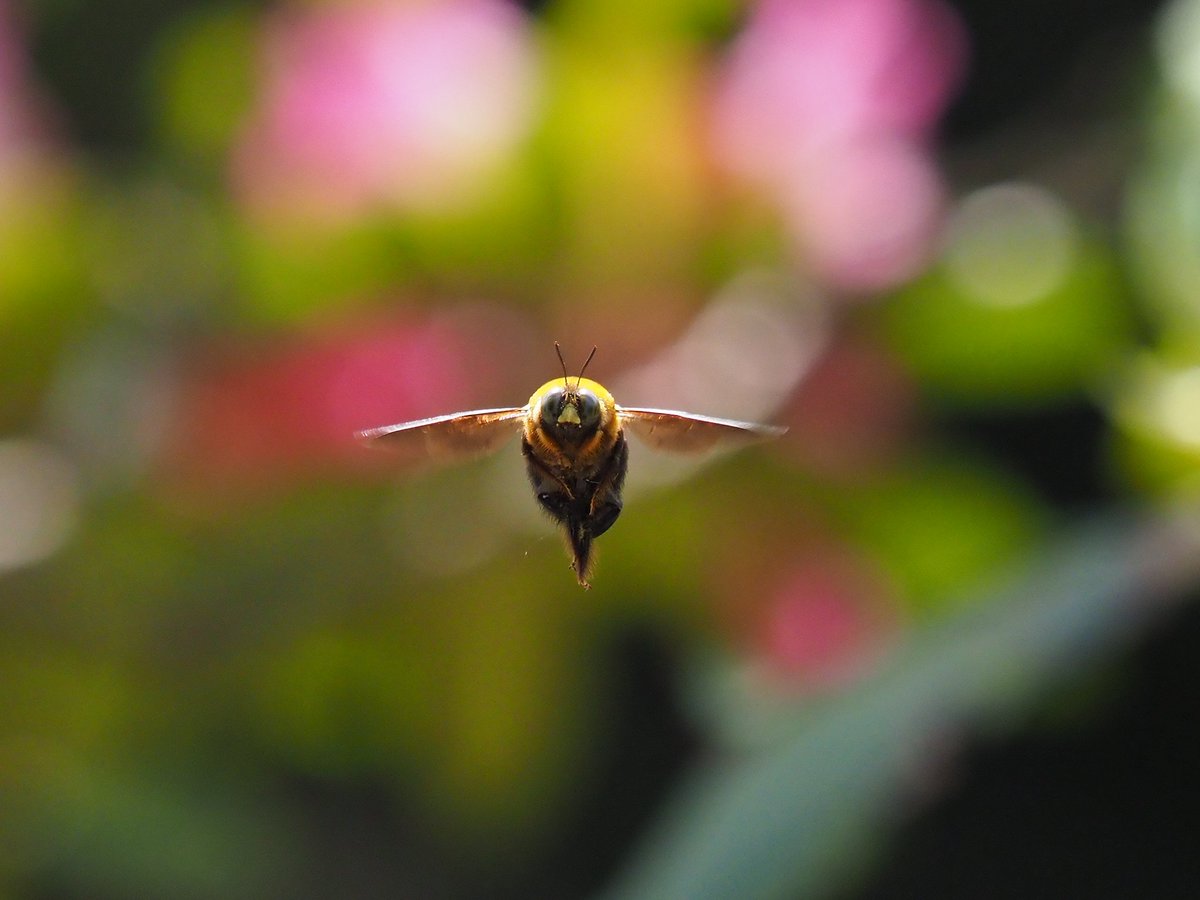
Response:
[232, 0, 539, 223]
[757, 553, 898, 689]
[710, 0, 966, 292]
[159, 306, 532, 495]
[0, 3, 59, 190]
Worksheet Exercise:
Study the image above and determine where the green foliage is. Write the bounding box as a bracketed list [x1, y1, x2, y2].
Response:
[882, 242, 1132, 406]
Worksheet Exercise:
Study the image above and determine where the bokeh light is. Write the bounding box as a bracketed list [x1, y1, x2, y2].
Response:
[0, 439, 79, 571]
[943, 182, 1079, 309]
[884, 180, 1130, 404]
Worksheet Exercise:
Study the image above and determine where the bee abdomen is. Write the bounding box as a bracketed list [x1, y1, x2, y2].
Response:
[522, 432, 628, 586]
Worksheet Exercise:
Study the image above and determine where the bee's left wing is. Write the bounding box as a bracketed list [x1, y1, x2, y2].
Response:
[617, 407, 786, 454]
[357, 407, 527, 469]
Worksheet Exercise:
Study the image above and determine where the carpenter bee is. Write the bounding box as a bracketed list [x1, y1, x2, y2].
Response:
[357, 345, 785, 587]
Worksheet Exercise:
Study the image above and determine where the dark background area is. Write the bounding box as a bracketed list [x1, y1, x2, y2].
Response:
[851, 595, 1200, 900]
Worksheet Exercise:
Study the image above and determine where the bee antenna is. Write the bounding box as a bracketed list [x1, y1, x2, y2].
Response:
[576, 345, 598, 391]
[554, 341, 570, 389]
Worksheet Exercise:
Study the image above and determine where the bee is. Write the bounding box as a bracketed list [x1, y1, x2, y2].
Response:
[357, 345, 785, 588]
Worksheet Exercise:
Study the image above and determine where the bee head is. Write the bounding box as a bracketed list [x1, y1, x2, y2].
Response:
[540, 343, 603, 441]
[539, 385, 602, 436]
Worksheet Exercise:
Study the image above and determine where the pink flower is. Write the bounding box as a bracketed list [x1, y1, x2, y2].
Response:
[710, 0, 966, 292]
[233, 0, 539, 223]
[757, 554, 897, 689]
[158, 306, 532, 495]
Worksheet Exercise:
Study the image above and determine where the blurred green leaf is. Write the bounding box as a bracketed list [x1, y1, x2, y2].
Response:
[604, 514, 1195, 900]
[23, 765, 297, 900]
[1110, 346, 1200, 496]
[151, 7, 257, 165]
[0, 175, 90, 425]
[825, 457, 1046, 612]
[538, 32, 709, 291]
[882, 240, 1132, 406]
[549, 0, 740, 43]
[233, 219, 404, 324]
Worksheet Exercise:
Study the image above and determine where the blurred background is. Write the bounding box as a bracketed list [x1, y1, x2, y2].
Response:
[2, 0, 1200, 896]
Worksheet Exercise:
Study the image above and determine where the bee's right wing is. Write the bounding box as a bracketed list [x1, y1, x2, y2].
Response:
[356, 408, 527, 469]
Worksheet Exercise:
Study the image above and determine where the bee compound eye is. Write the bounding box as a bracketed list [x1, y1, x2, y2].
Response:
[540, 388, 566, 427]
[575, 391, 601, 428]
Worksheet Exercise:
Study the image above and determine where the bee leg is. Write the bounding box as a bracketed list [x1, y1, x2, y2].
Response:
[534, 488, 596, 588]
[566, 518, 593, 589]
[523, 443, 574, 519]
[585, 432, 628, 538]
[560, 433, 626, 586]
[535, 490, 572, 520]
[523, 434, 624, 589]
[588, 499, 622, 538]
[523, 443, 593, 587]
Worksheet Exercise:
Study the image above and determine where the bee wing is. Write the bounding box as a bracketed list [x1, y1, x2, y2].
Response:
[357, 407, 527, 468]
[617, 407, 786, 454]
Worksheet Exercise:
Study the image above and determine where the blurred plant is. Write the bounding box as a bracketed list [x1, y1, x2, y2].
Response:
[0, 0, 1198, 898]
[886, 181, 1131, 405]
[709, 0, 966, 292]
[1116, 0, 1200, 501]
[231, 0, 540, 223]
[158, 306, 534, 493]
[606, 515, 1200, 900]
[0, 0, 86, 425]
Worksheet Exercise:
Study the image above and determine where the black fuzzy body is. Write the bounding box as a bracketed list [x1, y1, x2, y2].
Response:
[521, 430, 629, 586]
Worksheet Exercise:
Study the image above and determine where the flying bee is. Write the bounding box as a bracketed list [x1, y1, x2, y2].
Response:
[357, 345, 786, 588]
